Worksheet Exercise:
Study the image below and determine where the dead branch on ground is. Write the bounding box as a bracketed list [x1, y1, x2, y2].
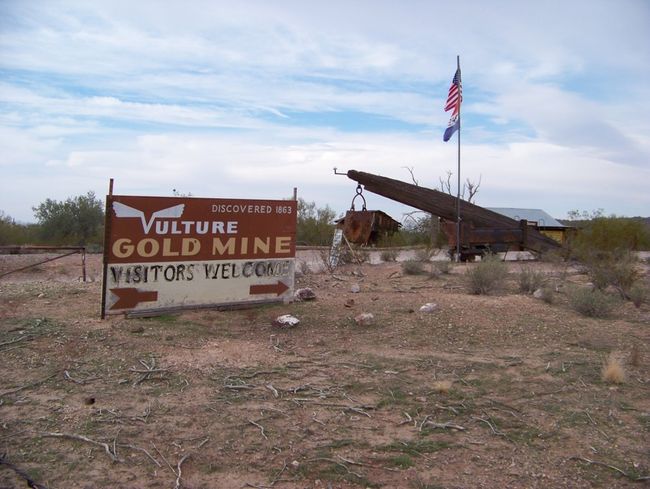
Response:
[472, 415, 508, 439]
[420, 417, 467, 432]
[248, 419, 269, 440]
[42, 432, 123, 462]
[305, 457, 363, 479]
[0, 453, 49, 489]
[64, 370, 99, 385]
[174, 453, 191, 489]
[0, 334, 32, 348]
[152, 443, 176, 476]
[130, 358, 169, 386]
[0, 374, 57, 398]
[117, 443, 161, 467]
[570, 456, 650, 481]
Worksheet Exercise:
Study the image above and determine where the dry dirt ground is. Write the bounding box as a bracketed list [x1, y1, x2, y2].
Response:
[0, 252, 649, 489]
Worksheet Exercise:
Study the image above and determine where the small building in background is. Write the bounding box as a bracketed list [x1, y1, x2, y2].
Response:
[336, 210, 401, 246]
[487, 207, 571, 245]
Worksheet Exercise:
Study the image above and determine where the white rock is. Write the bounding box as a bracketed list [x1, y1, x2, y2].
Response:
[533, 288, 544, 299]
[419, 303, 438, 313]
[354, 312, 374, 326]
[272, 314, 300, 328]
[350, 283, 361, 293]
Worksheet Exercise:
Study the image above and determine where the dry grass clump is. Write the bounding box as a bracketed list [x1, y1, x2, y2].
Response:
[601, 353, 625, 384]
[583, 251, 639, 297]
[380, 249, 398, 262]
[518, 267, 546, 294]
[539, 284, 556, 304]
[433, 260, 452, 275]
[629, 344, 641, 367]
[466, 254, 508, 295]
[567, 286, 616, 318]
[431, 380, 453, 394]
[402, 260, 425, 275]
[628, 283, 647, 308]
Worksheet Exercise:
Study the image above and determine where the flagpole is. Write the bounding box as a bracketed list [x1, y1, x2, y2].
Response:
[455, 55, 461, 262]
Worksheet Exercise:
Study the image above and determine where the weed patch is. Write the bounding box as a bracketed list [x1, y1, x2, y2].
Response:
[466, 254, 508, 294]
[567, 286, 617, 317]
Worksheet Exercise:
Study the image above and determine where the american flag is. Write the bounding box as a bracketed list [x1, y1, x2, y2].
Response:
[443, 67, 462, 141]
[444, 67, 462, 116]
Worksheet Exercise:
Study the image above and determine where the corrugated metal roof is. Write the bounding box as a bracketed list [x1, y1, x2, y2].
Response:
[487, 208, 566, 228]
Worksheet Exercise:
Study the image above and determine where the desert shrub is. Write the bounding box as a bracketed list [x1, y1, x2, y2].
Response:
[539, 249, 566, 264]
[0, 211, 40, 245]
[538, 284, 556, 304]
[601, 353, 625, 384]
[433, 260, 452, 275]
[402, 260, 425, 275]
[296, 198, 337, 246]
[628, 283, 647, 308]
[338, 246, 369, 265]
[380, 249, 398, 262]
[466, 254, 508, 295]
[567, 286, 617, 318]
[297, 260, 310, 275]
[415, 247, 433, 262]
[568, 211, 650, 254]
[518, 267, 546, 294]
[583, 251, 639, 296]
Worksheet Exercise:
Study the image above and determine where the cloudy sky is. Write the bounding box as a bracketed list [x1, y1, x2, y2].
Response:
[1, 0, 649, 224]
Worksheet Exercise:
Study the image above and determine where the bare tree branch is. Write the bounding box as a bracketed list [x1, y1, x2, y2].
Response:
[402, 166, 419, 186]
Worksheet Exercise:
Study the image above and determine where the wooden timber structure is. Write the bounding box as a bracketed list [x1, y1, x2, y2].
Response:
[346, 170, 561, 259]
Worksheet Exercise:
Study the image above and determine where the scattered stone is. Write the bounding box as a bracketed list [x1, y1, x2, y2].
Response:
[294, 287, 316, 301]
[354, 312, 374, 326]
[419, 302, 438, 313]
[350, 283, 361, 293]
[533, 288, 544, 299]
[273, 314, 300, 328]
[291, 460, 300, 468]
[344, 298, 355, 308]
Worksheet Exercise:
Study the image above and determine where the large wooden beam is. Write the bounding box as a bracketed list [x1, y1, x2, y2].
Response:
[346, 170, 560, 253]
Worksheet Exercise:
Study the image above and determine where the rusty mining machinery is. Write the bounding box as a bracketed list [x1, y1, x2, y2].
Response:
[345, 170, 561, 260]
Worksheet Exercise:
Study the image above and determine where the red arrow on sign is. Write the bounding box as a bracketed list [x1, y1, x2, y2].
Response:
[110, 288, 158, 310]
[250, 281, 289, 297]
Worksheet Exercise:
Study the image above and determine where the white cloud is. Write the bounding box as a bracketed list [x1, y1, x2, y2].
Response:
[1, 0, 649, 223]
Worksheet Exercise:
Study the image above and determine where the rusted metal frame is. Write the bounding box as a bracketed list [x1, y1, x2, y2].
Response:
[0, 248, 85, 279]
[0, 245, 87, 253]
[346, 170, 559, 253]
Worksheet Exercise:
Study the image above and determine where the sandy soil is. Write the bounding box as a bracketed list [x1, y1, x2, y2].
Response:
[0, 251, 649, 488]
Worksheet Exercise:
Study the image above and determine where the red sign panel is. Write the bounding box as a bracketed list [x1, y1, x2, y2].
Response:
[102, 195, 296, 316]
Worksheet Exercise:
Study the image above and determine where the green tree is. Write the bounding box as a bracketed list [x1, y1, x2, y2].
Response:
[0, 211, 38, 245]
[567, 210, 650, 254]
[296, 198, 337, 245]
[32, 191, 105, 246]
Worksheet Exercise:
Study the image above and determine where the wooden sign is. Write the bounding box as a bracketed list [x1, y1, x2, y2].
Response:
[101, 195, 296, 317]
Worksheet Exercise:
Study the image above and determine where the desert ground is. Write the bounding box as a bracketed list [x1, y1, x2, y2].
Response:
[0, 250, 648, 488]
